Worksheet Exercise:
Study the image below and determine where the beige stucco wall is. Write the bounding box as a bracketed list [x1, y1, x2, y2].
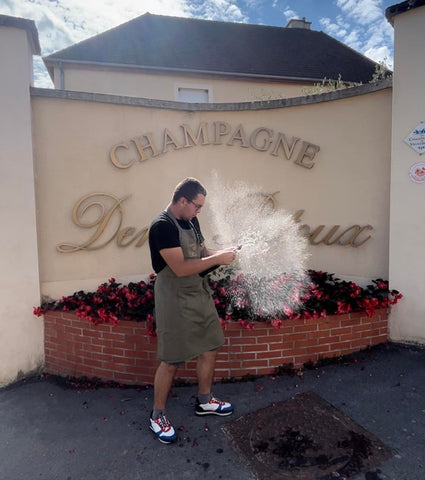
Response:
[389, 5, 425, 343]
[53, 64, 311, 102]
[32, 86, 392, 299]
[0, 25, 43, 386]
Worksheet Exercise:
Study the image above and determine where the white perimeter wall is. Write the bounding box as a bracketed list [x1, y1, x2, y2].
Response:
[0, 24, 43, 386]
[389, 5, 425, 343]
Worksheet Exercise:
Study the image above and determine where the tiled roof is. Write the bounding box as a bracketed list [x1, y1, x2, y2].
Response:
[44, 13, 379, 83]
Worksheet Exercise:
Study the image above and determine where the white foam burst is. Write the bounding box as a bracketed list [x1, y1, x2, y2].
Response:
[207, 173, 311, 317]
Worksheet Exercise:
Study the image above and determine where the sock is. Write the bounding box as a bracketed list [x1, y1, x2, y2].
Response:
[151, 408, 165, 420]
[198, 392, 212, 405]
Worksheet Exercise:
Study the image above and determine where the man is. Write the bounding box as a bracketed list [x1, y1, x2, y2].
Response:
[148, 177, 236, 444]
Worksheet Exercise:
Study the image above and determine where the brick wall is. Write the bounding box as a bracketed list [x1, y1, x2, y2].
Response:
[44, 309, 388, 385]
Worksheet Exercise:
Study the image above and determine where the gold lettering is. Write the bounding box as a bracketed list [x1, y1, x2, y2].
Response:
[109, 123, 321, 171]
[270, 133, 300, 159]
[335, 225, 373, 247]
[309, 225, 348, 245]
[250, 127, 274, 151]
[351, 225, 373, 247]
[294, 141, 320, 169]
[57, 193, 128, 252]
[59, 191, 373, 252]
[293, 209, 305, 223]
[135, 227, 149, 247]
[213, 121, 230, 144]
[291, 210, 372, 247]
[162, 128, 183, 153]
[227, 124, 249, 147]
[261, 191, 280, 211]
[110, 143, 134, 169]
[131, 134, 160, 161]
[323, 226, 342, 245]
[309, 225, 326, 245]
[181, 123, 210, 147]
[117, 227, 149, 247]
[117, 227, 137, 247]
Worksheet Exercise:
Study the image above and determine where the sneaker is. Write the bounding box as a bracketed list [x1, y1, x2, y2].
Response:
[195, 396, 234, 416]
[149, 413, 177, 444]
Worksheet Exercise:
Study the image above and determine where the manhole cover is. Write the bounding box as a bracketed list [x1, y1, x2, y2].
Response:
[222, 392, 391, 480]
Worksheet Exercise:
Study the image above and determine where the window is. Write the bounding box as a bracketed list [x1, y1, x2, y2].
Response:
[176, 86, 211, 103]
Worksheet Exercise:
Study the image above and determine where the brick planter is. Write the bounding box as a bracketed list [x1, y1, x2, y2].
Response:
[44, 309, 388, 385]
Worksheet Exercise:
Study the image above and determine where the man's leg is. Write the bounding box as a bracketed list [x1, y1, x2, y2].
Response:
[150, 361, 178, 444]
[153, 361, 178, 410]
[195, 350, 233, 416]
[196, 349, 217, 395]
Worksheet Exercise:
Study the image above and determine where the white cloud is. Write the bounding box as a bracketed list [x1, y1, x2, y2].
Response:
[336, 0, 382, 25]
[343, 29, 362, 51]
[362, 17, 393, 51]
[188, 0, 248, 22]
[364, 46, 393, 69]
[242, 0, 263, 8]
[319, 17, 347, 38]
[283, 7, 298, 22]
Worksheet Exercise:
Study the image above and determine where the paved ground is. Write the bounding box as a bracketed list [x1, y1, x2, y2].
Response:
[1, 343, 424, 480]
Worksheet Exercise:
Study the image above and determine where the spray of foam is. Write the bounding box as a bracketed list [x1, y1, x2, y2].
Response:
[206, 173, 311, 318]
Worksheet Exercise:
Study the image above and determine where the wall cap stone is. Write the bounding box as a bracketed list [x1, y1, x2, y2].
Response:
[0, 14, 41, 55]
[30, 78, 392, 112]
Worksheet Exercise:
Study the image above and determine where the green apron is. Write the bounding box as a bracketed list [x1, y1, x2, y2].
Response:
[154, 209, 225, 363]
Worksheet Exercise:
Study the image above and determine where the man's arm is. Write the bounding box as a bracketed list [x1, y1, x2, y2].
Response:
[200, 244, 216, 258]
[160, 246, 235, 277]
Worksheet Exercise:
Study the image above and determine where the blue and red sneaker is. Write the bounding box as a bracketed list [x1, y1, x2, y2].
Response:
[195, 396, 234, 416]
[149, 413, 177, 444]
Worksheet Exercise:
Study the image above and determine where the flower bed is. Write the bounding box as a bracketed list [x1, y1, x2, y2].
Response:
[36, 270, 401, 385]
[35, 270, 401, 327]
[43, 309, 389, 385]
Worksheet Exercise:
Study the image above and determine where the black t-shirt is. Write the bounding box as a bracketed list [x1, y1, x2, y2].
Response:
[149, 211, 204, 273]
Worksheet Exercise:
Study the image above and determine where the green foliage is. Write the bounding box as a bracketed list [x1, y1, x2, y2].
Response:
[302, 74, 362, 96]
[369, 59, 392, 84]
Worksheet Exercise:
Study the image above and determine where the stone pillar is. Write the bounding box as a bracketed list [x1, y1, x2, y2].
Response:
[387, 3, 425, 343]
[0, 15, 43, 386]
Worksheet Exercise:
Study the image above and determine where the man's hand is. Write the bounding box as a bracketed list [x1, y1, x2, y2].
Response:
[160, 246, 237, 277]
[215, 249, 237, 265]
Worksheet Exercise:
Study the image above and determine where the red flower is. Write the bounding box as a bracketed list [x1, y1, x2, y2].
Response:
[271, 319, 283, 328]
[313, 289, 323, 300]
[336, 301, 351, 314]
[239, 319, 254, 330]
[33, 306, 45, 317]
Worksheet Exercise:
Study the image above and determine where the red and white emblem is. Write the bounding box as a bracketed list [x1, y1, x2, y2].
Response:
[409, 162, 425, 183]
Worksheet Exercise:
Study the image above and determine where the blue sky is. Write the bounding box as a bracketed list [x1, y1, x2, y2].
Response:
[2, 0, 396, 87]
